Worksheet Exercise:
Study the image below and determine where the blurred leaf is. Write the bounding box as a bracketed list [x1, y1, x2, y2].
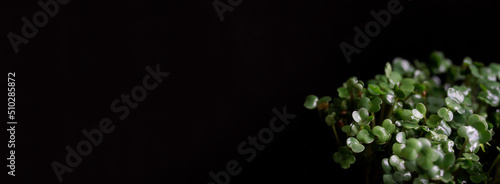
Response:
[385, 62, 392, 78]
[438, 108, 453, 122]
[338, 87, 349, 98]
[304, 95, 319, 109]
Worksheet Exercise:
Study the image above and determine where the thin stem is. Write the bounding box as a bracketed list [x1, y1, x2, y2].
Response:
[403, 93, 415, 103]
[332, 124, 341, 146]
[379, 102, 386, 124]
[387, 101, 396, 118]
[423, 91, 428, 109]
[487, 152, 500, 179]
[458, 139, 469, 158]
[371, 112, 375, 128]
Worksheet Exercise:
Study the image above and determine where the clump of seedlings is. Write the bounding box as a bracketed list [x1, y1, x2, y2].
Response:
[304, 52, 500, 183]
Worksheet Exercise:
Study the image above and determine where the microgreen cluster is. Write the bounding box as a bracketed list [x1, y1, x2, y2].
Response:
[304, 52, 500, 183]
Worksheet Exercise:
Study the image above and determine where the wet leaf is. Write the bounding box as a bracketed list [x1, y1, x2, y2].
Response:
[396, 132, 406, 143]
[437, 108, 453, 122]
[447, 87, 464, 103]
[458, 126, 480, 153]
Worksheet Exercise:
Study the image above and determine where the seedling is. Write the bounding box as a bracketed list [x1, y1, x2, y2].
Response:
[305, 52, 500, 183]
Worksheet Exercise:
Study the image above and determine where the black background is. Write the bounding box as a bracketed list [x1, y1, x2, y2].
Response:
[2, 0, 500, 183]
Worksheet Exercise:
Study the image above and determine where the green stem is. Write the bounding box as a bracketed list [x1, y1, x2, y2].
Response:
[371, 112, 375, 128]
[423, 91, 428, 109]
[332, 124, 341, 146]
[458, 139, 469, 158]
[403, 93, 415, 103]
[379, 102, 386, 124]
[487, 152, 500, 179]
[387, 100, 397, 119]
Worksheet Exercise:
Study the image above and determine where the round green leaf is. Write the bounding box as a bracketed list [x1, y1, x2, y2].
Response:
[385, 62, 392, 78]
[405, 160, 418, 172]
[442, 140, 455, 153]
[435, 120, 452, 136]
[447, 87, 464, 103]
[393, 143, 406, 156]
[401, 147, 418, 160]
[402, 121, 419, 129]
[382, 119, 396, 134]
[369, 97, 383, 113]
[352, 108, 369, 124]
[304, 95, 318, 109]
[383, 174, 395, 184]
[352, 110, 362, 123]
[462, 153, 479, 162]
[381, 158, 392, 173]
[418, 156, 433, 170]
[325, 113, 336, 126]
[358, 97, 371, 110]
[406, 138, 423, 152]
[396, 132, 406, 143]
[389, 72, 402, 86]
[416, 103, 426, 116]
[479, 130, 492, 143]
[437, 108, 453, 122]
[346, 77, 358, 89]
[346, 137, 365, 153]
[422, 147, 438, 162]
[412, 109, 424, 119]
[457, 158, 473, 169]
[395, 88, 406, 99]
[318, 96, 332, 104]
[470, 174, 487, 183]
[457, 126, 480, 153]
[368, 84, 386, 95]
[337, 87, 349, 98]
[442, 152, 455, 169]
[413, 175, 429, 184]
[373, 126, 391, 144]
[402, 109, 413, 121]
[418, 138, 431, 149]
[414, 83, 426, 94]
[400, 78, 415, 92]
[467, 114, 487, 131]
[445, 97, 464, 113]
[356, 129, 375, 144]
[426, 114, 441, 128]
[427, 165, 440, 179]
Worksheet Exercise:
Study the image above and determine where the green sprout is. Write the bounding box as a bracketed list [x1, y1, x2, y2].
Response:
[304, 51, 500, 183]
